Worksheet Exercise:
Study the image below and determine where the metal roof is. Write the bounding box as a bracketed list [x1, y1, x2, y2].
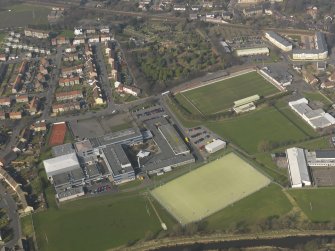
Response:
[265, 31, 292, 47]
[286, 147, 311, 187]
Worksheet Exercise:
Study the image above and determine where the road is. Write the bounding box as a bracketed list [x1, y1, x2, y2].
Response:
[41, 46, 63, 120]
[0, 183, 21, 249]
[93, 43, 114, 110]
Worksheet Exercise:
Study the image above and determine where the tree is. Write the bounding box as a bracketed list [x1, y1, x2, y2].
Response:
[258, 140, 271, 152]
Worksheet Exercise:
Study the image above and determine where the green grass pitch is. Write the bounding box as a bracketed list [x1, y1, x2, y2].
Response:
[0, 4, 50, 28]
[206, 184, 292, 231]
[205, 106, 313, 154]
[178, 71, 279, 115]
[151, 152, 271, 225]
[288, 188, 335, 222]
[33, 192, 175, 251]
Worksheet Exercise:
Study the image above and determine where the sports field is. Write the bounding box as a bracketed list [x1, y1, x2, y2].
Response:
[0, 4, 50, 28]
[206, 106, 313, 154]
[206, 184, 292, 231]
[288, 188, 335, 222]
[49, 122, 67, 146]
[33, 191, 175, 251]
[151, 152, 270, 225]
[178, 71, 279, 115]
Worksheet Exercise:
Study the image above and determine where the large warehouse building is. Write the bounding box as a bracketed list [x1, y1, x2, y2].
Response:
[264, 31, 292, 52]
[289, 98, 335, 129]
[286, 147, 311, 188]
[140, 117, 195, 175]
[292, 32, 328, 60]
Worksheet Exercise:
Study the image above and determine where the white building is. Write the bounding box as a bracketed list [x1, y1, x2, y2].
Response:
[236, 47, 269, 57]
[306, 150, 335, 167]
[286, 147, 311, 188]
[289, 98, 335, 129]
[205, 139, 226, 153]
[74, 28, 83, 36]
[292, 32, 328, 60]
[43, 153, 81, 180]
[264, 31, 292, 52]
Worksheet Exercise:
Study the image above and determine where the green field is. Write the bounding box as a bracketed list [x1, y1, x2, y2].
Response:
[206, 106, 313, 154]
[151, 153, 270, 225]
[179, 71, 279, 114]
[304, 91, 333, 108]
[0, 4, 50, 28]
[33, 192, 175, 251]
[288, 188, 335, 222]
[206, 184, 292, 231]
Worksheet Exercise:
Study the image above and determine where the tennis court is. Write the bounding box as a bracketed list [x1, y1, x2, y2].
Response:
[49, 122, 67, 146]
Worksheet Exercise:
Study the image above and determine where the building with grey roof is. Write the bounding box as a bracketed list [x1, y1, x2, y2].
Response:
[90, 126, 143, 148]
[292, 32, 328, 60]
[52, 143, 75, 157]
[140, 117, 195, 175]
[265, 31, 292, 52]
[43, 153, 81, 179]
[158, 123, 190, 155]
[75, 140, 96, 162]
[289, 98, 335, 129]
[57, 187, 84, 202]
[306, 150, 335, 167]
[84, 162, 102, 181]
[101, 145, 135, 184]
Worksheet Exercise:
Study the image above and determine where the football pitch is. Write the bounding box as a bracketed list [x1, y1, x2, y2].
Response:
[177, 71, 279, 115]
[151, 152, 271, 225]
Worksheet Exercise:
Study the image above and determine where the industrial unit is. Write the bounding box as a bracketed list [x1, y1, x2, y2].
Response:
[286, 147, 311, 188]
[205, 139, 226, 153]
[289, 98, 335, 129]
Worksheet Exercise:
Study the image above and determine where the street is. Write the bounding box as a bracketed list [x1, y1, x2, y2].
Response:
[0, 183, 21, 249]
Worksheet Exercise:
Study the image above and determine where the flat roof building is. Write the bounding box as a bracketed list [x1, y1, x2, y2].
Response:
[52, 143, 75, 157]
[236, 47, 269, 57]
[306, 150, 335, 167]
[205, 139, 226, 153]
[289, 98, 335, 129]
[101, 145, 135, 184]
[75, 140, 95, 162]
[140, 117, 195, 175]
[43, 153, 81, 179]
[90, 127, 143, 148]
[286, 147, 311, 188]
[158, 123, 190, 155]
